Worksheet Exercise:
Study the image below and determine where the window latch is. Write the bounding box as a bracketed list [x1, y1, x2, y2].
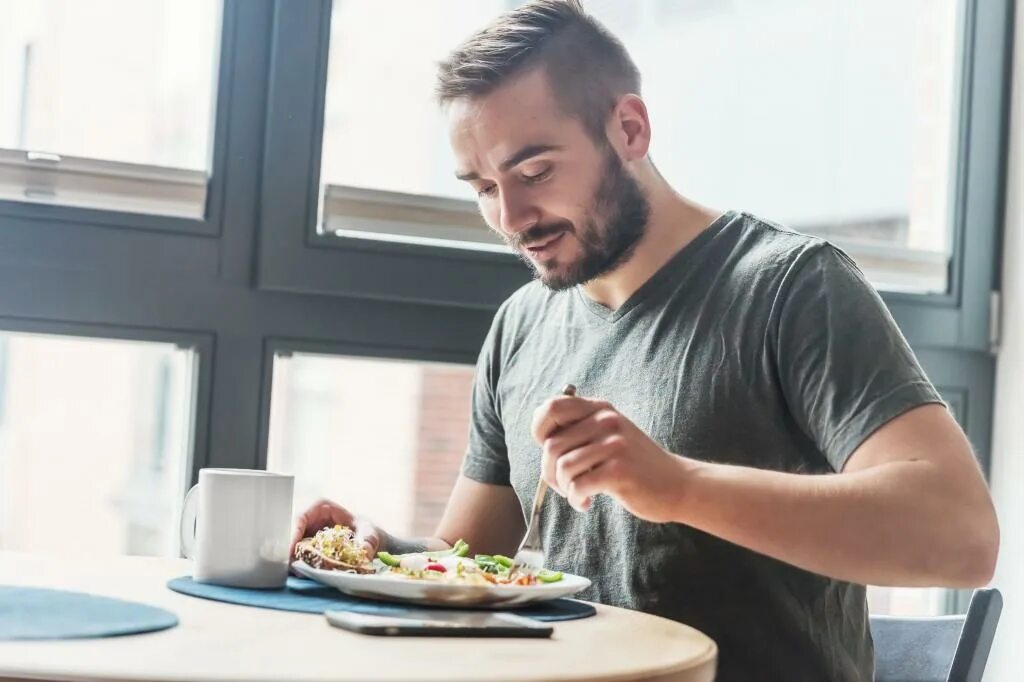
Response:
[990, 290, 1002, 353]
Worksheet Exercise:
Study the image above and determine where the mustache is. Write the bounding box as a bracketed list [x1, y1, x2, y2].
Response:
[507, 221, 573, 250]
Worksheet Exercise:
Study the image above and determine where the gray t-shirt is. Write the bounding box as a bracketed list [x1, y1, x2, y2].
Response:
[462, 210, 943, 681]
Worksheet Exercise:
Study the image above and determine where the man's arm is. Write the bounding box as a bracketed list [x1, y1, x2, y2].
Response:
[434, 475, 526, 555]
[290, 476, 523, 558]
[378, 475, 524, 556]
[674, 403, 999, 586]
[539, 397, 999, 587]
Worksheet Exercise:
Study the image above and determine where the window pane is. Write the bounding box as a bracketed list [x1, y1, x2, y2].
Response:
[591, 0, 960, 293]
[318, 1, 504, 249]
[0, 332, 196, 557]
[320, 0, 498, 202]
[0, 0, 219, 169]
[320, 0, 959, 292]
[0, 0, 221, 217]
[266, 353, 474, 538]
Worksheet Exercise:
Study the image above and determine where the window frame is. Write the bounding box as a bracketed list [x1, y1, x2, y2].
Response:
[0, 0, 238, 237]
[879, 0, 1015, 353]
[256, 0, 1013, 352]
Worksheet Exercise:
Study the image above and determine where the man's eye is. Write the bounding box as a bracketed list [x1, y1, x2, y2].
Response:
[478, 184, 498, 198]
[523, 168, 552, 184]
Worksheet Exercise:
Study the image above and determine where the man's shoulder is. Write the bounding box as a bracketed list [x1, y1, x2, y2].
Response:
[715, 211, 856, 291]
[726, 211, 833, 267]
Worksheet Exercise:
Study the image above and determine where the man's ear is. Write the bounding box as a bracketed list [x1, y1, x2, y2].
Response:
[607, 94, 652, 162]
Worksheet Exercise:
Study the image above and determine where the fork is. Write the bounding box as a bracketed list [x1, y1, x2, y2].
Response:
[513, 383, 577, 571]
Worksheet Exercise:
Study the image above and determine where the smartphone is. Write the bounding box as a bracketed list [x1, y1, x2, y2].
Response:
[325, 609, 554, 638]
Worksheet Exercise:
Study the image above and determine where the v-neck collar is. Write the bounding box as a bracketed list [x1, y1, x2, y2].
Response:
[575, 210, 736, 323]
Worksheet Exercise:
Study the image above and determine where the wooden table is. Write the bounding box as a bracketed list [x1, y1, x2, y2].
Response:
[0, 551, 717, 682]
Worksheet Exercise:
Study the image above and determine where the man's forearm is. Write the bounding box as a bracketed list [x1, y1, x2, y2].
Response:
[672, 457, 997, 587]
[377, 530, 451, 555]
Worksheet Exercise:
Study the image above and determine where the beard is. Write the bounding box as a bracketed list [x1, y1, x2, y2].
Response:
[507, 148, 651, 291]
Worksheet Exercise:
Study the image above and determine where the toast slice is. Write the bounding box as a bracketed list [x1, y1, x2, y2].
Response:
[294, 527, 375, 574]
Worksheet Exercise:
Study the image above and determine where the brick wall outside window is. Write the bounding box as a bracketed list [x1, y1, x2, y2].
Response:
[410, 365, 475, 536]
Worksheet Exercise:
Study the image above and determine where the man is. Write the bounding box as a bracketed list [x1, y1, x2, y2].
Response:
[291, 1, 999, 679]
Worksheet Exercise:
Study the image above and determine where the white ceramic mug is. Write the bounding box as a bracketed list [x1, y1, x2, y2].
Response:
[179, 468, 295, 589]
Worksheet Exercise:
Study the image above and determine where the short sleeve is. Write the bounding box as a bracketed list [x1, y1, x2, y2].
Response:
[774, 245, 945, 471]
[460, 305, 512, 486]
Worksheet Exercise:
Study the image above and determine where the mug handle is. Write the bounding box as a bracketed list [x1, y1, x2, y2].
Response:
[179, 483, 200, 559]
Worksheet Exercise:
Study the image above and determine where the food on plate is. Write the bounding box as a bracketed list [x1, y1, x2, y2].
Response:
[294, 524, 374, 573]
[376, 545, 565, 586]
[295, 525, 564, 585]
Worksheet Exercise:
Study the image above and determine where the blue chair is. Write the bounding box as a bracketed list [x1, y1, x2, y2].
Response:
[870, 588, 1002, 682]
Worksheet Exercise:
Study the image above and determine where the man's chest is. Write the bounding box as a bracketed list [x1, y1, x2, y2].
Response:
[494, 317, 784, 505]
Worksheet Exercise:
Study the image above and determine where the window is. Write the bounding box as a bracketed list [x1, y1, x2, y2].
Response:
[316, 0, 960, 292]
[0, 332, 196, 557]
[266, 352, 474, 537]
[0, 0, 221, 218]
[0, 0, 998, 620]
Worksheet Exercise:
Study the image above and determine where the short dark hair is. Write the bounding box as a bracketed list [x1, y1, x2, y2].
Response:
[435, 0, 641, 142]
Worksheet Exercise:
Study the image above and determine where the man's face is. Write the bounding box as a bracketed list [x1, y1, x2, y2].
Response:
[448, 69, 649, 290]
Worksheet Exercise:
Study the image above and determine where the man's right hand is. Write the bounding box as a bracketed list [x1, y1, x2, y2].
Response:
[289, 498, 382, 561]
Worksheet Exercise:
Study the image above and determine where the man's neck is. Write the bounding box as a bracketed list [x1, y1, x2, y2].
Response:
[580, 171, 722, 311]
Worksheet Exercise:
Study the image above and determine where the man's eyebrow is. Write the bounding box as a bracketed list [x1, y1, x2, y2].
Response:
[454, 144, 563, 182]
[499, 144, 562, 172]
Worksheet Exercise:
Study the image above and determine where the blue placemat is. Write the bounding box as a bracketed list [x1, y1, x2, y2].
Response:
[167, 576, 595, 622]
[0, 586, 179, 641]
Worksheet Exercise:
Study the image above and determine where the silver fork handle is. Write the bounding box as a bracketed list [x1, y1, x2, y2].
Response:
[526, 479, 548, 532]
[519, 383, 575, 551]
[518, 478, 548, 555]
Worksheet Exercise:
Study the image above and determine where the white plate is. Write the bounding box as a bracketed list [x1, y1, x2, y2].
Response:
[291, 561, 591, 608]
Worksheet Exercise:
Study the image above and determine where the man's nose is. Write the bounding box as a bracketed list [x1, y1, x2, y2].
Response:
[498, 186, 538, 237]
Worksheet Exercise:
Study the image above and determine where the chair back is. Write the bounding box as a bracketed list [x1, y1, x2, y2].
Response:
[870, 588, 1002, 682]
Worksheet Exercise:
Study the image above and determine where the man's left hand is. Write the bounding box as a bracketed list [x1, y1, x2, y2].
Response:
[532, 394, 690, 522]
